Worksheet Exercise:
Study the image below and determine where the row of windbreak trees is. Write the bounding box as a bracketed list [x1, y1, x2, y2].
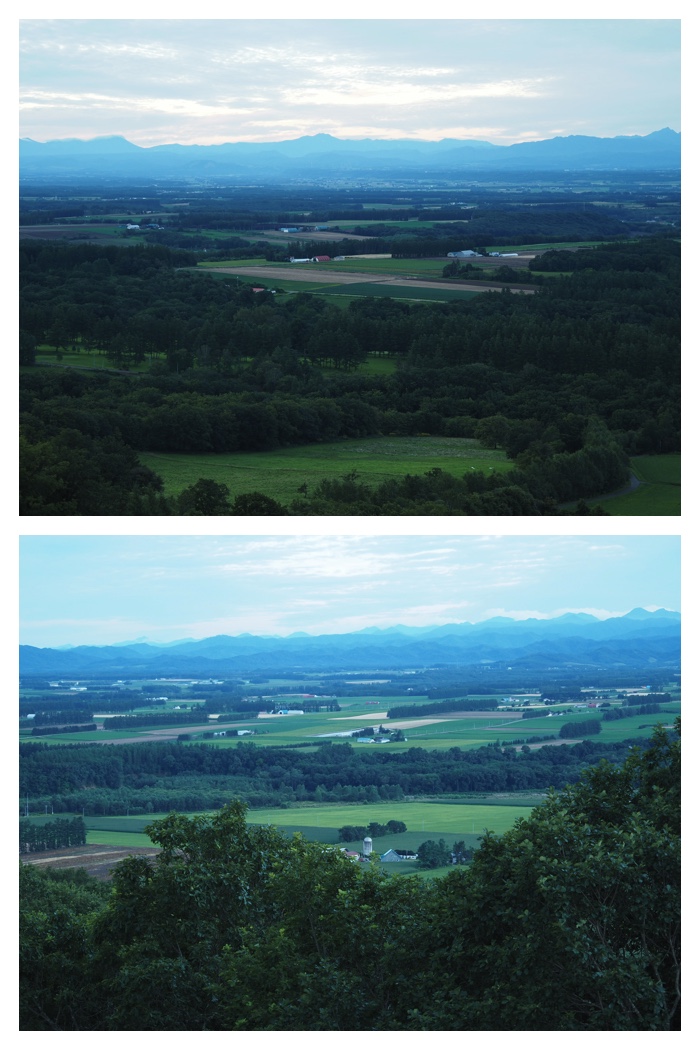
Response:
[19, 722, 680, 1030]
[20, 816, 86, 853]
[19, 733, 652, 814]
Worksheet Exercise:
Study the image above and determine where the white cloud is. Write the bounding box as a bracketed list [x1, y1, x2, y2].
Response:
[283, 78, 548, 109]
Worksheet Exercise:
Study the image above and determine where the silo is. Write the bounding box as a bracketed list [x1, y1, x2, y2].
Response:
[363, 836, 372, 856]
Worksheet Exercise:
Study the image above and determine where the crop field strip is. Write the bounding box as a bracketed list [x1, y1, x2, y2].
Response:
[23, 698, 680, 751]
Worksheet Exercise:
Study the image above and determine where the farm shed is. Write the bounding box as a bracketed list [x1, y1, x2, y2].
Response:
[381, 849, 418, 862]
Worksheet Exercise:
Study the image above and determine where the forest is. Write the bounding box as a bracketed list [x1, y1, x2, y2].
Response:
[19, 721, 680, 1030]
[19, 234, 679, 514]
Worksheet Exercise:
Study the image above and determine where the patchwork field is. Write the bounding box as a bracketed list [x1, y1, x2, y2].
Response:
[22, 798, 537, 876]
[22, 695, 679, 751]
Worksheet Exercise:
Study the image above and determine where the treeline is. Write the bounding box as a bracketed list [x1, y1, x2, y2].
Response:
[623, 692, 672, 705]
[31, 724, 96, 736]
[104, 711, 208, 729]
[19, 723, 680, 1030]
[532, 242, 679, 273]
[20, 816, 86, 853]
[19, 734, 663, 815]
[602, 703, 662, 721]
[387, 698, 499, 718]
[20, 692, 167, 719]
[29, 708, 94, 726]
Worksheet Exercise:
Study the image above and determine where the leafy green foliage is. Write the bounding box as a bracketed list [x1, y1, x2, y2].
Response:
[416, 838, 452, 868]
[19, 864, 110, 1030]
[559, 718, 602, 737]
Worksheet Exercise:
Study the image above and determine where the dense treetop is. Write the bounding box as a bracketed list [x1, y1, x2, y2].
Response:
[20, 237, 679, 514]
[19, 720, 680, 1030]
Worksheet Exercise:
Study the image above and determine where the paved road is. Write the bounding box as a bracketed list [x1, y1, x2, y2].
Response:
[561, 471, 642, 509]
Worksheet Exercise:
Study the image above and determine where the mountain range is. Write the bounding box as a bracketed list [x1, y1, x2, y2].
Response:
[19, 609, 680, 677]
[19, 129, 680, 179]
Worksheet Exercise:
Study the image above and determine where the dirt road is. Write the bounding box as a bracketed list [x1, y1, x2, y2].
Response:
[208, 264, 536, 294]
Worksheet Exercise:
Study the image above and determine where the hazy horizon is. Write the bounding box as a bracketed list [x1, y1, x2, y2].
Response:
[20, 535, 680, 648]
[23, 605, 680, 653]
[20, 18, 680, 147]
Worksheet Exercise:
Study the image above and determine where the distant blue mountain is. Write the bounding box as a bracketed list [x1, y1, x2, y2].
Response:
[19, 609, 680, 677]
[19, 129, 680, 179]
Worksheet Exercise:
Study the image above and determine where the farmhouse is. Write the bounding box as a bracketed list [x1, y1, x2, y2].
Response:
[381, 849, 418, 862]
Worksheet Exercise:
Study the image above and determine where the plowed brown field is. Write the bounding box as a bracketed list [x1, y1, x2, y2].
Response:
[21, 844, 160, 880]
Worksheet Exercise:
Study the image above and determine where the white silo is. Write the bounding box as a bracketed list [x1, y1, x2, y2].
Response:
[363, 836, 372, 857]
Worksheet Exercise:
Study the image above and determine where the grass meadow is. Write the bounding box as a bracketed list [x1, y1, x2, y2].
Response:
[592, 455, 680, 516]
[76, 799, 536, 868]
[138, 435, 511, 503]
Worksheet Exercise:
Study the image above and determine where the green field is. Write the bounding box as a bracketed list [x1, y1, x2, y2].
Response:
[23, 696, 679, 751]
[139, 435, 511, 503]
[79, 799, 535, 863]
[591, 455, 680, 516]
[33, 345, 154, 373]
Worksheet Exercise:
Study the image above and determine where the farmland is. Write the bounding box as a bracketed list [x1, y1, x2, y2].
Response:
[22, 798, 537, 861]
[22, 696, 681, 751]
[20, 667, 680, 819]
[20, 180, 679, 516]
[19, 694, 679, 875]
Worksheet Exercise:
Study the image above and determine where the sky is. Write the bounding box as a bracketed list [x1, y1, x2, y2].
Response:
[19, 535, 680, 648]
[18, 16, 681, 146]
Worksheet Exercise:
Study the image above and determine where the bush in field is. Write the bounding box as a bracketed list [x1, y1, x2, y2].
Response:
[560, 719, 602, 738]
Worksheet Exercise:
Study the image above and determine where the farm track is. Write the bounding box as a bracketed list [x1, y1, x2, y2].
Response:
[208, 264, 536, 294]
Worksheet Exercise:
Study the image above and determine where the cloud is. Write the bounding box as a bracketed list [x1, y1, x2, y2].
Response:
[20, 90, 256, 119]
[282, 77, 549, 109]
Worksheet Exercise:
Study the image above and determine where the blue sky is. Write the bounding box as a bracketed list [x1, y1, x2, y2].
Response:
[19, 16, 680, 145]
[19, 535, 680, 647]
